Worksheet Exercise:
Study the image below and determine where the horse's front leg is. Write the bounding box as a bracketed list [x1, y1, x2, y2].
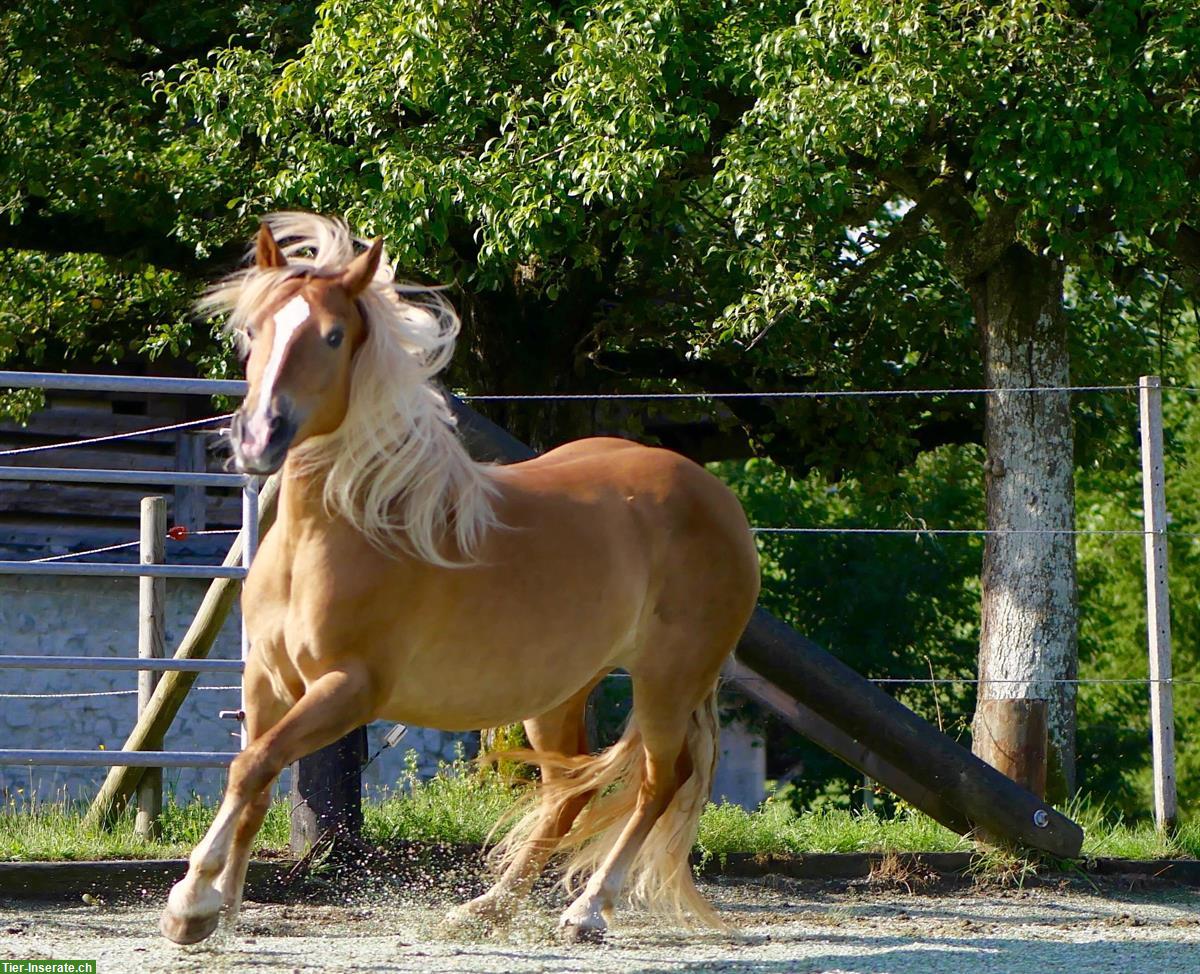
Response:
[212, 785, 272, 929]
[211, 667, 291, 930]
[160, 667, 374, 945]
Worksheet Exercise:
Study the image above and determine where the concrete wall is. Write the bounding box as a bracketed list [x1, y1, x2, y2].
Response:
[0, 575, 471, 804]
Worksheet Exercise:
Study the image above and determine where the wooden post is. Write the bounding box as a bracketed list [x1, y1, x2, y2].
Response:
[971, 699, 1048, 798]
[1139, 375, 1178, 833]
[289, 727, 367, 854]
[135, 496, 167, 839]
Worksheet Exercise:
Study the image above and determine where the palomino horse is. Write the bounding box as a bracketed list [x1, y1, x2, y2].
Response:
[160, 213, 760, 944]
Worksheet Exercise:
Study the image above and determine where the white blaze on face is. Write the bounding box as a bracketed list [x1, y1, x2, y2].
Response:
[244, 295, 310, 448]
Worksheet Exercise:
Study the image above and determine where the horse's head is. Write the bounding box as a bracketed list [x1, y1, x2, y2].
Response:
[231, 223, 382, 474]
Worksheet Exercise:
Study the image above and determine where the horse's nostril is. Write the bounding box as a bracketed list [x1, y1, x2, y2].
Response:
[268, 414, 285, 434]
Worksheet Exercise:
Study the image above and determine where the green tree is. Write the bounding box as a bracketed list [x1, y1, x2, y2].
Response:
[712, 0, 1200, 796]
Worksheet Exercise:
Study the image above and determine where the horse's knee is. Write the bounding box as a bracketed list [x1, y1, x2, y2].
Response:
[227, 748, 277, 801]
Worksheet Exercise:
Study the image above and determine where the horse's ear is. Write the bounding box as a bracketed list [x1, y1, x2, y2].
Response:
[339, 238, 383, 298]
[255, 222, 288, 270]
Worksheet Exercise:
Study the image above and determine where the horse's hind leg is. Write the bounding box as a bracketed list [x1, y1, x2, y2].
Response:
[557, 668, 715, 942]
[450, 678, 600, 926]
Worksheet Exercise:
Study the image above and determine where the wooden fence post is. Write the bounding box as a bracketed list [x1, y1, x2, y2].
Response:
[289, 727, 367, 854]
[135, 496, 166, 839]
[1139, 375, 1178, 833]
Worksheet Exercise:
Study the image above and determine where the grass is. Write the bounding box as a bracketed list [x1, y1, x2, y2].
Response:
[364, 754, 520, 847]
[3, 758, 1197, 864]
[0, 791, 290, 861]
[1066, 795, 1200, 860]
[695, 800, 971, 860]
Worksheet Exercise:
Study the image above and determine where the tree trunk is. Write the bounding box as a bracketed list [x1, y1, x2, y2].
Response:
[970, 244, 1078, 802]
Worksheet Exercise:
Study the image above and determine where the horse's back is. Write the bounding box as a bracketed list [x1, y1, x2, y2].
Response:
[495, 436, 761, 617]
[499, 437, 754, 543]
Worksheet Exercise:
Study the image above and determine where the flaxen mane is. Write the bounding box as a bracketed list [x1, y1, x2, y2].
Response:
[199, 212, 498, 566]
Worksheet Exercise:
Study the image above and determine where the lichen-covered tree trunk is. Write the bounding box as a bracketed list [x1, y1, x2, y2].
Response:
[970, 244, 1078, 801]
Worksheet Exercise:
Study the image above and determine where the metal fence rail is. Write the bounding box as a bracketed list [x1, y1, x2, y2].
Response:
[0, 562, 246, 578]
[0, 369, 254, 772]
[0, 370, 246, 396]
[0, 751, 235, 768]
[0, 466, 245, 488]
[0, 656, 243, 673]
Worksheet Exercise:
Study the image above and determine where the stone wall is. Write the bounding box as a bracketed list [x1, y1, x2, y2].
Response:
[0, 575, 472, 804]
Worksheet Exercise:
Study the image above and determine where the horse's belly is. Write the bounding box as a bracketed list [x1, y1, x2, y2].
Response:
[373, 632, 624, 730]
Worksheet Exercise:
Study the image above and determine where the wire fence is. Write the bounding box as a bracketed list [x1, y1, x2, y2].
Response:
[31, 529, 241, 564]
[0, 414, 232, 458]
[0, 371, 1187, 824]
[0, 377, 1188, 639]
[0, 393, 1184, 543]
[460, 384, 1144, 400]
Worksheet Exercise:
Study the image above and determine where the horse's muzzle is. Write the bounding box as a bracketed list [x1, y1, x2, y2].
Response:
[231, 406, 295, 475]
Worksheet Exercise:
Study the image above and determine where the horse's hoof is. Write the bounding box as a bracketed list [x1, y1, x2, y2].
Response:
[558, 916, 606, 944]
[444, 904, 487, 930]
[159, 908, 220, 945]
[446, 892, 517, 930]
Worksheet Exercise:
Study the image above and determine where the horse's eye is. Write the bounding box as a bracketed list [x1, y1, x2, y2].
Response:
[326, 329, 344, 349]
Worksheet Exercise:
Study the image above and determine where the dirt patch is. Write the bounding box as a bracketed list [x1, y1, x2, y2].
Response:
[3, 877, 1200, 973]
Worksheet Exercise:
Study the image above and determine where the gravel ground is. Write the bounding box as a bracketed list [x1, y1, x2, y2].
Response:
[3, 877, 1200, 974]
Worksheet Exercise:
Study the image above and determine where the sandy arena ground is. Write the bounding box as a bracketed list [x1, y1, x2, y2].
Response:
[3, 877, 1200, 974]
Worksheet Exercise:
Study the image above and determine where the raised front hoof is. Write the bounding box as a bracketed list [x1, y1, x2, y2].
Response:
[159, 907, 221, 946]
[558, 914, 607, 944]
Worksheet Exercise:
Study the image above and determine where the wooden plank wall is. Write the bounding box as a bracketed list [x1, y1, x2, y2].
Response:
[0, 393, 241, 557]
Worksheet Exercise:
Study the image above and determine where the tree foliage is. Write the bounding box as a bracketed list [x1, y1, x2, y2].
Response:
[4, 0, 1200, 813]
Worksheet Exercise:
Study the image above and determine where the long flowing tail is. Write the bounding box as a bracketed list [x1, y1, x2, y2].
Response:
[489, 688, 722, 926]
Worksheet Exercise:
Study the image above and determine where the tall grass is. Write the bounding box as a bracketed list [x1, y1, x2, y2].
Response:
[3, 763, 1197, 863]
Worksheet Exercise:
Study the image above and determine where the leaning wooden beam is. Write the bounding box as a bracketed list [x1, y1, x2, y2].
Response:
[84, 476, 280, 830]
[722, 659, 972, 836]
[735, 611, 1082, 857]
[447, 396, 1083, 859]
